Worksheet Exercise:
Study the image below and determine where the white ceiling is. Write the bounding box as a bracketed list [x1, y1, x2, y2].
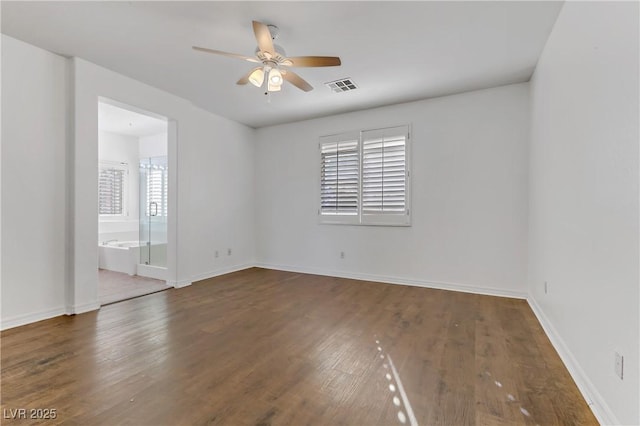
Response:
[99, 102, 167, 137]
[1, 1, 563, 128]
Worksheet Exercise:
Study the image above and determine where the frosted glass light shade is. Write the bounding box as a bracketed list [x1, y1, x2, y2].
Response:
[269, 68, 283, 85]
[248, 68, 265, 87]
[267, 81, 282, 92]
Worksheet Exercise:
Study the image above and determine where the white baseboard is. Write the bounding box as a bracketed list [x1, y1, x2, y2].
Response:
[169, 279, 192, 288]
[190, 263, 254, 284]
[1, 306, 66, 330]
[527, 296, 619, 425]
[66, 301, 100, 315]
[254, 262, 527, 299]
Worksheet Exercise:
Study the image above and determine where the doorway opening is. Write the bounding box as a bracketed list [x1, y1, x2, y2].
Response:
[97, 100, 170, 305]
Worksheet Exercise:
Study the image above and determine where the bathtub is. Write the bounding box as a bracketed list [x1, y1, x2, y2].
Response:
[109, 241, 140, 248]
[98, 240, 167, 280]
[99, 240, 141, 276]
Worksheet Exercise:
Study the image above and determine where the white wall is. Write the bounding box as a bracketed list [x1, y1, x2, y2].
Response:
[1, 35, 69, 327]
[179, 105, 256, 281]
[71, 57, 256, 310]
[98, 130, 140, 241]
[528, 2, 639, 424]
[255, 83, 530, 297]
[1, 35, 256, 326]
[139, 132, 167, 159]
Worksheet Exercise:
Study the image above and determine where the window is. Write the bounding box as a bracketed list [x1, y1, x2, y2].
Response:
[98, 163, 127, 216]
[141, 162, 168, 217]
[319, 132, 360, 224]
[319, 125, 410, 226]
[361, 127, 409, 225]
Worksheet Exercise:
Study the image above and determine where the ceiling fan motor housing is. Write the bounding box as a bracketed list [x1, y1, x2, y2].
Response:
[255, 44, 287, 58]
[267, 24, 279, 40]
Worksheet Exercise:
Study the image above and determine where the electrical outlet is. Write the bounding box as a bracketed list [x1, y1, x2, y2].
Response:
[227, 248, 232, 256]
[340, 251, 345, 259]
[615, 352, 624, 380]
[544, 281, 548, 294]
[214, 250, 219, 258]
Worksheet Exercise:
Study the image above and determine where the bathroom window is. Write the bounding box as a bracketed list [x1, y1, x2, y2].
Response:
[98, 162, 127, 216]
[143, 163, 168, 217]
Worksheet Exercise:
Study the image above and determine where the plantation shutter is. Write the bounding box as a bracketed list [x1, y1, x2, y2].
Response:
[362, 125, 409, 224]
[98, 167, 125, 215]
[320, 133, 359, 218]
[318, 125, 410, 226]
[146, 166, 168, 217]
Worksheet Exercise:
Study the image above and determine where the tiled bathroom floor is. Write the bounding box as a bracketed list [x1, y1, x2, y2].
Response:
[98, 269, 169, 305]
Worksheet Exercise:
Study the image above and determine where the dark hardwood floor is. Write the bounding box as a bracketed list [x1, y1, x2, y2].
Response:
[1, 268, 597, 425]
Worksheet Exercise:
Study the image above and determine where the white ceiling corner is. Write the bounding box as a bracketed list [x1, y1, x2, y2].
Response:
[2, 1, 563, 128]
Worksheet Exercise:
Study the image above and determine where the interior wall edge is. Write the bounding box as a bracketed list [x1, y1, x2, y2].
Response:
[65, 55, 77, 316]
[527, 295, 619, 426]
[65, 301, 101, 316]
[254, 263, 527, 300]
[168, 279, 192, 289]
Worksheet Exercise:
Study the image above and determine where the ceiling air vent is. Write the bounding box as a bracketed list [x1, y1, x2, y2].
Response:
[325, 78, 358, 93]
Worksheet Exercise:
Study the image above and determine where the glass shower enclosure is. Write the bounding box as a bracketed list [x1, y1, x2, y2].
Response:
[139, 156, 168, 268]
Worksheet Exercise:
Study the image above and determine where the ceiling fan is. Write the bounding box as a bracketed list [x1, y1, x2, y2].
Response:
[193, 21, 341, 93]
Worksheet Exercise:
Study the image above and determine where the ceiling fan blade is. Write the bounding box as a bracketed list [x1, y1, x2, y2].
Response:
[283, 70, 313, 92]
[237, 67, 263, 85]
[284, 56, 342, 67]
[252, 21, 275, 56]
[192, 46, 260, 63]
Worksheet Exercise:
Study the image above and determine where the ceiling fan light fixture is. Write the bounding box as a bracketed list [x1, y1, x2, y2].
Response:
[269, 68, 283, 85]
[193, 21, 341, 94]
[248, 68, 265, 87]
[267, 80, 282, 92]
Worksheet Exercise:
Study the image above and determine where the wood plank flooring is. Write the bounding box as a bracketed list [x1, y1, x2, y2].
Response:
[1, 268, 597, 425]
[98, 269, 169, 305]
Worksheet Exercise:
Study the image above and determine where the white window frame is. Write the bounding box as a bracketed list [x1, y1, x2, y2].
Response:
[318, 124, 411, 227]
[98, 161, 128, 217]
